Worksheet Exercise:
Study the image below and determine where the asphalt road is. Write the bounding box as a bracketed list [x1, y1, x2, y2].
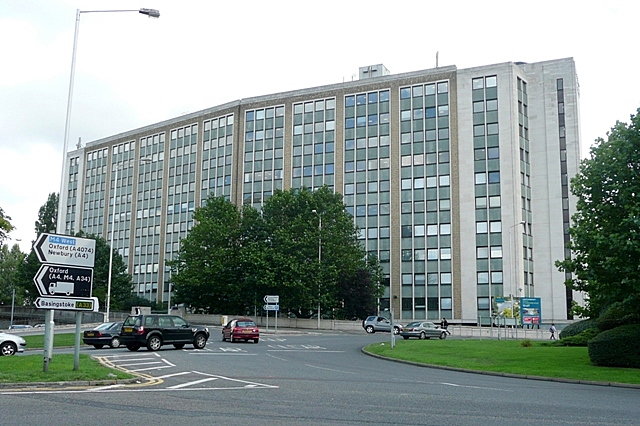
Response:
[2, 330, 639, 425]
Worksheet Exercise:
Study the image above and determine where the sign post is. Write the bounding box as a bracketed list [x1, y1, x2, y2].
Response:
[263, 295, 279, 333]
[32, 233, 96, 372]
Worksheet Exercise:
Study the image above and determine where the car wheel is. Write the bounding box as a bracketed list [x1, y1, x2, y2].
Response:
[230, 334, 234, 343]
[147, 335, 162, 351]
[127, 345, 140, 352]
[254, 338, 259, 343]
[193, 334, 207, 349]
[221, 335, 226, 342]
[173, 343, 185, 349]
[0, 342, 17, 356]
[403, 336, 409, 340]
[93, 344, 104, 349]
[110, 337, 121, 348]
[393, 327, 400, 335]
[420, 332, 426, 340]
[365, 325, 375, 334]
[439, 332, 447, 340]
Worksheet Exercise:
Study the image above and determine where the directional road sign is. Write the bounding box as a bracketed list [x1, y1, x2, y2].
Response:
[34, 296, 99, 312]
[33, 233, 96, 268]
[263, 304, 280, 311]
[33, 264, 93, 298]
[264, 295, 279, 304]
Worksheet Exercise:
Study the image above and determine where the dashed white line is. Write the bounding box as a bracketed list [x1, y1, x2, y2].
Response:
[168, 377, 218, 389]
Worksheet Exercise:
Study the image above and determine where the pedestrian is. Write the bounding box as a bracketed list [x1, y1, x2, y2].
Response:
[440, 318, 451, 335]
[549, 323, 557, 340]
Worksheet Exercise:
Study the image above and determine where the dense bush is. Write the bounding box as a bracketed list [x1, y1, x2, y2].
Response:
[596, 302, 640, 332]
[588, 324, 640, 368]
[557, 328, 600, 347]
[559, 318, 596, 339]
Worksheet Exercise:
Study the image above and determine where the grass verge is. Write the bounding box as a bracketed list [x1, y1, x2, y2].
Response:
[0, 354, 135, 383]
[23, 333, 79, 349]
[365, 339, 640, 385]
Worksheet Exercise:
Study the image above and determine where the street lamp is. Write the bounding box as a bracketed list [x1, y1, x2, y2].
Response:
[56, 7, 160, 234]
[49, 5, 159, 373]
[508, 220, 526, 318]
[311, 209, 322, 329]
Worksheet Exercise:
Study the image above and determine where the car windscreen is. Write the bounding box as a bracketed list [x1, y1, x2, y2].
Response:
[95, 323, 114, 330]
[406, 322, 422, 327]
[123, 316, 141, 326]
[237, 321, 256, 327]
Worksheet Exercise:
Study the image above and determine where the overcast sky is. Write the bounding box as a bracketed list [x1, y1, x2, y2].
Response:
[1, 0, 638, 253]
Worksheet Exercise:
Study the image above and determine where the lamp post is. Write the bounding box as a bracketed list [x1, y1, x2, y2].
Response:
[49, 6, 159, 374]
[508, 221, 526, 319]
[56, 8, 160, 234]
[311, 209, 322, 329]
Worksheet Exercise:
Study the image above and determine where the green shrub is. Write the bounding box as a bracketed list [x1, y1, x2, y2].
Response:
[559, 318, 596, 339]
[596, 302, 640, 332]
[588, 324, 640, 368]
[557, 328, 600, 346]
[520, 338, 533, 347]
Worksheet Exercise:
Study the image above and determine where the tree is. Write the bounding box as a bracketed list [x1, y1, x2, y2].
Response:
[557, 108, 640, 319]
[35, 193, 58, 235]
[0, 207, 15, 245]
[0, 244, 26, 306]
[169, 188, 383, 317]
[168, 196, 250, 314]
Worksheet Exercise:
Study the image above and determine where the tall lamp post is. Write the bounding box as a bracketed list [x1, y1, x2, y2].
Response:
[49, 6, 160, 373]
[56, 8, 160, 234]
[311, 209, 322, 329]
[508, 220, 526, 318]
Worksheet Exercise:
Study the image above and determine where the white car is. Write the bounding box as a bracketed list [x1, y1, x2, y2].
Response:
[0, 332, 27, 356]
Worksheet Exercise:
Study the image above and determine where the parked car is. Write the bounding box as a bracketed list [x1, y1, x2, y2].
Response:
[398, 321, 448, 340]
[222, 318, 260, 343]
[8, 324, 33, 331]
[362, 316, 400, 334]
[0, 332, 26, 356]
[83, 322, 123, 349]
[119, 314, 210, 352]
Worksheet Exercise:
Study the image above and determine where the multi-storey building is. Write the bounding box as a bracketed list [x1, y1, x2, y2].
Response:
[60, 58, 582, 324]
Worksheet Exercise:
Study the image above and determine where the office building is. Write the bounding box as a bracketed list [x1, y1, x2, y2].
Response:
[60, 58, 582, 323]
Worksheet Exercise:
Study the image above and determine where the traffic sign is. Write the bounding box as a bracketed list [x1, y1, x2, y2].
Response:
[33, 233, 96, 268]
[264, 295, 279, 304]
[34, 296, 99, 312]
[33, 264, 93, 297]
[263, 304, 280, 311]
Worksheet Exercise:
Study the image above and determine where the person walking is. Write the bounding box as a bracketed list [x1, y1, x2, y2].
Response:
[549, 323, 557, 340]
[440, 318, 451, 335]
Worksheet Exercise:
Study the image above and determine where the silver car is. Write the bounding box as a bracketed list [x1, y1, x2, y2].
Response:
[399, 321, 447, 340]
[0, 332, 27, 356]
[362, 316, 400, 334]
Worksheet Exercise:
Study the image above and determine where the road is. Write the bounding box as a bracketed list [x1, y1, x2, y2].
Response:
[2, 330, 639, 425]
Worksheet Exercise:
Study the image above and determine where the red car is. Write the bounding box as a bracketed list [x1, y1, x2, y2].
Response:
[222, 318, 259, 343]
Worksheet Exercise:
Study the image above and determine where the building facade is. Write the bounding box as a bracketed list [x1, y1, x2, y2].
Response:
[60, 58, 582, 324]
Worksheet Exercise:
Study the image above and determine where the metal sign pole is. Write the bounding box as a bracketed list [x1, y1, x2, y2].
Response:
[74, 312, 82, 370]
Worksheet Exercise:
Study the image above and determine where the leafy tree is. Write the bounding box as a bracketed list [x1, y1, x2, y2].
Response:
[557, 108, 640, 319]
[35, 193, 58, 235]
[0, 244, 26, 306]
[0, 207, 15, 245]
[168, 196, 249, 314]
[170, 188, 382, 317]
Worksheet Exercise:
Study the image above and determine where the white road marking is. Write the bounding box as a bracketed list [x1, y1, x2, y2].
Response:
[118, 361, 165, 367]
[305, 364, 356, 375]
[168, 377, 218, 389]
[440, 382, 513, 391]
[155, 371, 191, 380]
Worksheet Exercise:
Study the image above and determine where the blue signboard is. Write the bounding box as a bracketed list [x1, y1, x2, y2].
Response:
[520, 297, 542, 325]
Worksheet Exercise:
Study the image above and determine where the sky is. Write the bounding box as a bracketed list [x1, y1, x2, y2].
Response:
[1, 0, 639, 253]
